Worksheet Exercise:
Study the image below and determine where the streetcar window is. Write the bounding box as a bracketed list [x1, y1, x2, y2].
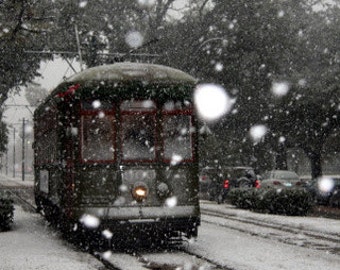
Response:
[120, 100, 156, 111]
[82, 115, 115, 161]
[121, 114, 155, 160]
[35, 103, 59, 164]
[163, 101, 192, 111]
[163, 114, 193, 161]
[121, 100, 156, 161]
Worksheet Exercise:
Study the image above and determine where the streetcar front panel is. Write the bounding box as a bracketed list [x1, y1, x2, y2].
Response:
[74, 100, 198, 210]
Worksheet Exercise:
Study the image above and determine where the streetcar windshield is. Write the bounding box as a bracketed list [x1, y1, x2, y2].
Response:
[80, 99, 195, 163]
[121, 100, 156, 161]
[121, 113, 156, 160]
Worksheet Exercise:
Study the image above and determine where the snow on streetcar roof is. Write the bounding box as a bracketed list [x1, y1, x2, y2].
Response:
[65, 62, 197, 85]
[38, 62, 198, 105]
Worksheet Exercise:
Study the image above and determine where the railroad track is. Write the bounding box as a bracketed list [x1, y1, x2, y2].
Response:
[92, 248, 232, 270]
[200, 202, 340, 255]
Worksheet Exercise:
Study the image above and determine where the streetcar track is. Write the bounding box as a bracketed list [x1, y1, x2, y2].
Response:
[133, 248, 232, 270]
[201, 208, 340, 243]
[91, 252, 122, 270]
[177, 247, 236, 270]
[201, 208, 340, 255]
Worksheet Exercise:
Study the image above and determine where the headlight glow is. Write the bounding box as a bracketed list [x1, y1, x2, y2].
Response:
[132, 182, 148, 202]
[135, 187, 147, 197]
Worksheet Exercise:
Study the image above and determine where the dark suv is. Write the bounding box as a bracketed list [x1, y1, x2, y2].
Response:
[199, 166, 260, 203]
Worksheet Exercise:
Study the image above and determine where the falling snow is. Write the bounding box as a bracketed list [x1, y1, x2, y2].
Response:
[125, 31, 144, 48]
[79, 214, 100, 229]
[249, 124, 268, 142]
[194, 83, 233, 122]
[271, 81, 290, 97]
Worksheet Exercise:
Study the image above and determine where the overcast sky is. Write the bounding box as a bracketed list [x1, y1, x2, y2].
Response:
[4, 58, 80, 128]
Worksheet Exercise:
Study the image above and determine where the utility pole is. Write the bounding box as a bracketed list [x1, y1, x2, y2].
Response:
[75, 24, 84, 71]
[13, 127, 15, 178]
[22, 118, 26, 181]
[6, 148, 8, 175]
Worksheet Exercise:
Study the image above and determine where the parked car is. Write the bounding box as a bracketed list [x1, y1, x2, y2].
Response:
[226, 166, 261, 188]
[306, 175, 340, 206]
[199, 166, 261, 203]
[261, 170, 302, 189]
[199, 167, 228, 204]
[329, 187, 340, 207]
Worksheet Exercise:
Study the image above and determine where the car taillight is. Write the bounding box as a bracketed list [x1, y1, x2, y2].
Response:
[201, 175, 207, 181]
[273, 180, 282, 185]
[254, 179, 261, 188]
[223, 179, 229, 189]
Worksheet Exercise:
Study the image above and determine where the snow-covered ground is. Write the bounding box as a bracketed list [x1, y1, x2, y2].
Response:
[0, 206, 102, 270]
[1, 175, 340, 270]
[0, 175, 102, 269]
[2, 203, 340, 270]
[188, 217, 340, 270]
[200, 202, 340, 236]
[195, 203, 340, 270]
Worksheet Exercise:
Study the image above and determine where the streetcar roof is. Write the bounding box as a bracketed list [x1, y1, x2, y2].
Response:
[37, 63, 197, 110]
[65, 62, 197, 85]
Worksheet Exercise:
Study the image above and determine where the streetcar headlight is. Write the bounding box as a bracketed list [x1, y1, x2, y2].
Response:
[132, 182, 148, 202]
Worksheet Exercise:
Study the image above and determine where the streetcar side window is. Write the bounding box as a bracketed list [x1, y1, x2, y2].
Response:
[121, 100, 156, 161]
[35, 104, 59, 164]
[81, 102, 115, 161]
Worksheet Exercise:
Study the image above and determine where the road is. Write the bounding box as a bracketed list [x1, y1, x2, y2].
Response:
[1, 177, 340, 270]
[193, 202, 340, 270]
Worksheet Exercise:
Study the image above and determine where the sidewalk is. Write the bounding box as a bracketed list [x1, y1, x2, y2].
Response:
[0, 205, 102, 270]
[0, 174, 34, 188]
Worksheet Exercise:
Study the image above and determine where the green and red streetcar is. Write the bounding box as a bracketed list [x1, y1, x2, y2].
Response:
[33, 62, 200, 245]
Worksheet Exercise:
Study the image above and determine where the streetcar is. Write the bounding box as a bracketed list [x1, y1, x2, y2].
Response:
[33, 62, 200, 245]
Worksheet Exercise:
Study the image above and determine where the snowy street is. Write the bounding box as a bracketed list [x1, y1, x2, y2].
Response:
[1, 185, 340, 270]
[0, 206, 103, 270]
[196, 203, 340, 270]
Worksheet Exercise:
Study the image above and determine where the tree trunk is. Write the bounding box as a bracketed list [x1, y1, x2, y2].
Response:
[275, 143, 288, 170]
[306, 150, 323, 179]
